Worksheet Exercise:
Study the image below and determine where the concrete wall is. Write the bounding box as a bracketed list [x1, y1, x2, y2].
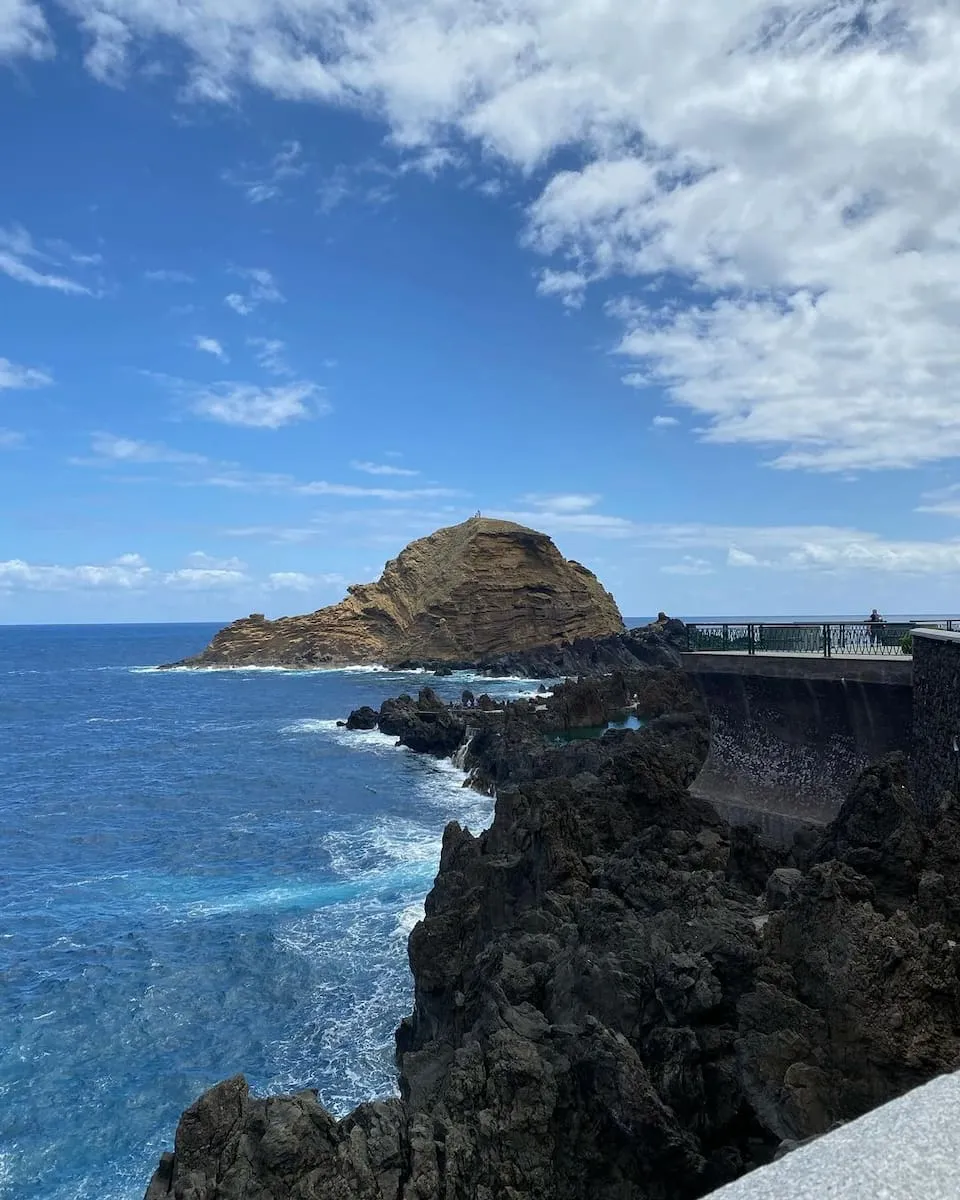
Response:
[911, 629, 960, 815]
[683, 654, 913, 828]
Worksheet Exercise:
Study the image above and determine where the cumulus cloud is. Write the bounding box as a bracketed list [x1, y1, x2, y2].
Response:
[0, 550, 335, 593]
[0, 225, 92, 295]
[651, 415, 679, 429]
[45, 1, 960, 472]
[0, 355, 51, 390]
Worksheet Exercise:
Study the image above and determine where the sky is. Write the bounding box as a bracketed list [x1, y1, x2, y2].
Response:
[4, 0, 960, 623]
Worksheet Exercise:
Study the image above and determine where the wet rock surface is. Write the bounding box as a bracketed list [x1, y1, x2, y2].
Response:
[145, 682, 960, 1200]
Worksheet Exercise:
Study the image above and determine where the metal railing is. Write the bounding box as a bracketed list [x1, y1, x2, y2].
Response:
[685, 619, 960, 657]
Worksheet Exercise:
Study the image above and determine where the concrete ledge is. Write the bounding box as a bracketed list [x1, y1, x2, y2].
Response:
[704, 1071, 960, 1199]
[911, 627, 960, 643]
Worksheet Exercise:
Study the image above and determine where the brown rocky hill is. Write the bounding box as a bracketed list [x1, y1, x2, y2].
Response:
[169, 517, 625, 668]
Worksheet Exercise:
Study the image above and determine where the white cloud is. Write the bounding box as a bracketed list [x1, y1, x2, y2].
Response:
[201, 468, 458, 499]
[81, 9, 131, 84]
[225, 293, 252, 316]
[249, 337, 291, 376]
[496, 507, 637, 539]
[351, 459, 419, 477]
[522, 492, 600, 513]
[194, 335, 228, 361]
[727, 547, 760, 568]
[535, 269, 588, 311]
[0, 0, 51, 61]
[0, 554, 154, 591]
[0, 356, 51, 390]
[265, 570, 346, 591]
[223, 140, 305, 204]
[145, 268, 194, 284]
[661, 557, 714, 577]
[0, 551, 307, 593]
[651, 415, 679, 429]
[0, 429, 24, 448]
[58, 1, 960, 472]
[184, 550, 246, 570]
[224, 266, 284, 317]
[79, 432, 210, 465]
[190, 380, 325, 428]
[0, 225, 91, 295]
[298, 480, 457, 500]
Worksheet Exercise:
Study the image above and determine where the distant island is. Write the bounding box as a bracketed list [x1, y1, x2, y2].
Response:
[165, 517, 626, 670]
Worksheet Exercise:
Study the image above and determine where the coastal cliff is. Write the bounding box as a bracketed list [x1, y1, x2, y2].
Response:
[144, 676, 960, 1199]
[168, 517, 624, 669]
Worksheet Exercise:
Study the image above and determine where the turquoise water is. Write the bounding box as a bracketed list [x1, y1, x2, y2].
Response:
[0, 624, 542, 1200]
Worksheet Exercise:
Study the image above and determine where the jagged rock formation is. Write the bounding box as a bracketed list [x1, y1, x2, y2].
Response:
[165, 518, 624, 669]
[144, 692, 960, 1200]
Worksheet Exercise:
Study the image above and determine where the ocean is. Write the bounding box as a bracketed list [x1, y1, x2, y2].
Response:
[0, 624, 547, 1200]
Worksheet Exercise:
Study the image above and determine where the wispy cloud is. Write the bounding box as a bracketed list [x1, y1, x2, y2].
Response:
[75, 432, 210, 466]
[193, 335, 228, 361]
[0, 225, 92, 295]
[145, 269, 194, 284]
[0, 0, 52, 62]
[249, 337, 292, 376]
[223, 140, 305, 204]
[0, 356, 51, 390]
[522, 493, 601, 514]
[351, 459, 419, 478]
[0, 429, 24, 449]
[190, 380, 325, 428]
[661, 557, 713, 577]
[651, 415, 678, 429]
[203, 468, 458, 500]
[224, 266, 284, 317]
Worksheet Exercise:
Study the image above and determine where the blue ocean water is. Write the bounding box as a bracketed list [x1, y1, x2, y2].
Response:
[0, 625, 544, 1200]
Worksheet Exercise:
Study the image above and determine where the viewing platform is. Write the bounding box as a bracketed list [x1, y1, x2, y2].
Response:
[683, 618, 960, 659]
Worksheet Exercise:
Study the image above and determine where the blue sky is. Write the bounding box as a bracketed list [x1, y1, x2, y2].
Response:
[4, 0, 960, 623]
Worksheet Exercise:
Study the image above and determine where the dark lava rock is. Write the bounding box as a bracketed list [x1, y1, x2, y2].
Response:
[378, 690, 466, 758]
[345, 705, 379, 731]
[144, 685, 960, 1200]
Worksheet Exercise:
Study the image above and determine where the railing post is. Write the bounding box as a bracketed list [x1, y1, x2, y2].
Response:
[748, 623, 756, 655]
[722, 623, 729, 650]
[823, 623, 831, 658]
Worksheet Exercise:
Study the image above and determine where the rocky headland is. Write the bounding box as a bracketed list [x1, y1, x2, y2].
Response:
[144, 670, 960, 1200]
[165, 518, 626, 670]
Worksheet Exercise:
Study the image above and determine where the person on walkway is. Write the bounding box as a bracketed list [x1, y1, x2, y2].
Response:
[868, 608, 885, 646]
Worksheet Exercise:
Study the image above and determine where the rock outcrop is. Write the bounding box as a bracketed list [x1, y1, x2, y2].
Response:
[144, 691, 960, 1200]
[165, 518, 624, 669]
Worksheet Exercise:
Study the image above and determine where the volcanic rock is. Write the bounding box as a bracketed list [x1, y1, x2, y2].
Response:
[345, 706, 379, 731]
[145, 696, 960, 1200]
[165, 517, 624, 669]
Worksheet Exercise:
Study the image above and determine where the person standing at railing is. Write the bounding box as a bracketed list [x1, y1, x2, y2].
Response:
[867, 608, 885, 646]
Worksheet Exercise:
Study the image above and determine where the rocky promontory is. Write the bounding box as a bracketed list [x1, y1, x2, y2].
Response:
[144, 672, 960, 1200]
[165, 517, 625, 669]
